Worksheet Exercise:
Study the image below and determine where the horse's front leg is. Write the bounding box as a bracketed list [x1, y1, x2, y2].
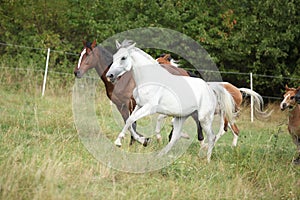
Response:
[293, 136, 300, 165]
[114, 104, 156, 147]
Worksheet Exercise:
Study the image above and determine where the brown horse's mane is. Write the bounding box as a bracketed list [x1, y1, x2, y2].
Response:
[97, 45, 113, 68]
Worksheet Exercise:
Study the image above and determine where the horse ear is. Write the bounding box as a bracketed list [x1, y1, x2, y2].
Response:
[116, 40, 121, 49]
[82, 40, 86, 47]
[128, 42, 136, 49]
[285, 84, 290, 91]
[91, 40, 97, 48]
[296, 86, 300, 91]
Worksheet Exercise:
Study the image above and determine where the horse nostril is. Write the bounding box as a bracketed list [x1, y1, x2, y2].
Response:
[281, 103, 287, 110]
[74, 71, 81, 77]
[283, 103, 287, 107]
[108, 74, 114, 79]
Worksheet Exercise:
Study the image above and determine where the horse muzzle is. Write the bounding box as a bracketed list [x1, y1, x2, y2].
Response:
[74, 70, 83, 78]
[106, 73, 116, 83]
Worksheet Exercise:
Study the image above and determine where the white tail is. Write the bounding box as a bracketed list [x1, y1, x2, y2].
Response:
[239, 88, 273, 118]
[209, 83, 237, 123]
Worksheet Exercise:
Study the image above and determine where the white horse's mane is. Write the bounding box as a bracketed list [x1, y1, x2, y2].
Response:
[119, 40, 157, 65]
[132, 47, 157, 64]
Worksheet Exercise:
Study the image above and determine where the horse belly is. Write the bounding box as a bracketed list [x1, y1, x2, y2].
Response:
[185, 77, 216, 115]
[156, 98, 198, 116]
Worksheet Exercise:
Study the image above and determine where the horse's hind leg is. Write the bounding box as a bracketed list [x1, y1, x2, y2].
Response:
[191, 111, 204, 142]
[199, 114, 216, 163]
[229, 123, 239, 147]
[155, 114, 167, 141]
[158, 117, 187, 156]
[215, 111, 225, 144]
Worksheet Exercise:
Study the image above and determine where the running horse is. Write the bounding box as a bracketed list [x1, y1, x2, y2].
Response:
[156, 54, 272, 146]
[106, 40, 236, 162]
[73, 40, 204, 146]
[280, 85, 300, 164]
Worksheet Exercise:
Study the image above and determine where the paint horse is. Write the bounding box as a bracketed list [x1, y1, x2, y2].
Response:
[74, 40, 204, 146]
[106, 40, 236, 162]
[280, 85, 300, 164]
[156, 54, 272, 146]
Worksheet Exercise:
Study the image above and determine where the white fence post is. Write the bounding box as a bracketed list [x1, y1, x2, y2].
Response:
[42, 48, 50, 97]
[250, 72, 254, 122]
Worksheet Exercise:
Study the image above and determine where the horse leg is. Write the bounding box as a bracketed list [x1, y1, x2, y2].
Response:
[224, 117, 229, 132]
[199, 113, 216, 163]
[293, 136, 300, 165]
[155, 114, 167, 142]
[117, 104, 148, 146]
[229, 123, 239, 147]
[114, 104, 155, 147]
[215, 111, 226, 145]
[191, 111, 204, 142]
[168, 118, 190, 142]
[158, 117, 187, 156]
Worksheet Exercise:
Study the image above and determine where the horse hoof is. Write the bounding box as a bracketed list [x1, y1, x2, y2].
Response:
[143, 138, 151, 147]
[156, 134, 162, 141]
[181, 132, 190, 139]
[114, 138, 122, 147]
[293, 158, 300, 165]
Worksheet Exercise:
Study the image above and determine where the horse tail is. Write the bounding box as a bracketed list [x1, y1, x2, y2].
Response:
[209, 83, 237, 123]
[238, 88, 273, 118]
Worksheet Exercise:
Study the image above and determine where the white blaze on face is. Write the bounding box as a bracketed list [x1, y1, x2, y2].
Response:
[77, 48, 87, 69]
[280, 93, 290, 109]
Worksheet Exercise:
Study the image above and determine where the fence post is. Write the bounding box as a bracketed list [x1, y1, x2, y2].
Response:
[250, 72, 254, 122]
[42, 48, 50, 97]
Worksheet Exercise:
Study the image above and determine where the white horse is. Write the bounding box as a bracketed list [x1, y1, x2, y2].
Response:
[106, 41, 236, 162]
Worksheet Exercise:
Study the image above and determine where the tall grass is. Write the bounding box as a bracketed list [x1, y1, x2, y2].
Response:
[0, 67, 299, 200]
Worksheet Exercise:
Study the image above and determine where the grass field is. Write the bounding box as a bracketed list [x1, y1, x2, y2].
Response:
[0, 69, 299, 200]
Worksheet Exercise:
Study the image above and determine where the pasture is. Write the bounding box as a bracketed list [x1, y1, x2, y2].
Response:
[0, 68, 299, 200]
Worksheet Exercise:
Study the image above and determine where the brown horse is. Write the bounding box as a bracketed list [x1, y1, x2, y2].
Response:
[74, 40, 204, 146]
[156, 54, 271, 146]
[280, 85, 300, 164]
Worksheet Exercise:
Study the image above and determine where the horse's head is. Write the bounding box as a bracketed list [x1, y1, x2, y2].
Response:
[156, 54, 172, 64]
[156, 53, 180, 67]
[106, 40, 135, 83]
[280, 85, 300, 110]
[74, 40, 98, 78]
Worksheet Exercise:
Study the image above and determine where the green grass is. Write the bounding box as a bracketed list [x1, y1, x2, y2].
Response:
[0, 69, 299, 200]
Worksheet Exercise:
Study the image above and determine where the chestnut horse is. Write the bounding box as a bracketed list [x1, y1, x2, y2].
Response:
[295, 89, 300, 104]
[280, 85, 300, 164]
[74, 40, 203, 146]
[156, 54, 272, 146]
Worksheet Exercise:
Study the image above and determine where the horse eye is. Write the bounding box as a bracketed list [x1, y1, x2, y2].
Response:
[121, 56, 126, 61]
[291, 96, 295, 100]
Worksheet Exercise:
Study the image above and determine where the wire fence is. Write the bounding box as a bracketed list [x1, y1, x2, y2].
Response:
[0, 42, 299, 101]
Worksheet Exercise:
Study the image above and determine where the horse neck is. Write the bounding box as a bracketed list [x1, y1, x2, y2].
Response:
[130, 49, 164, 85]
[289, 105, 300, 120]
[98, 67, 114, 99]
[90, 47, 114, 98]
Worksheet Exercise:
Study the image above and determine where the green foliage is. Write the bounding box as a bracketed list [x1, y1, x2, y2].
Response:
[0, 0, 300, 97]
